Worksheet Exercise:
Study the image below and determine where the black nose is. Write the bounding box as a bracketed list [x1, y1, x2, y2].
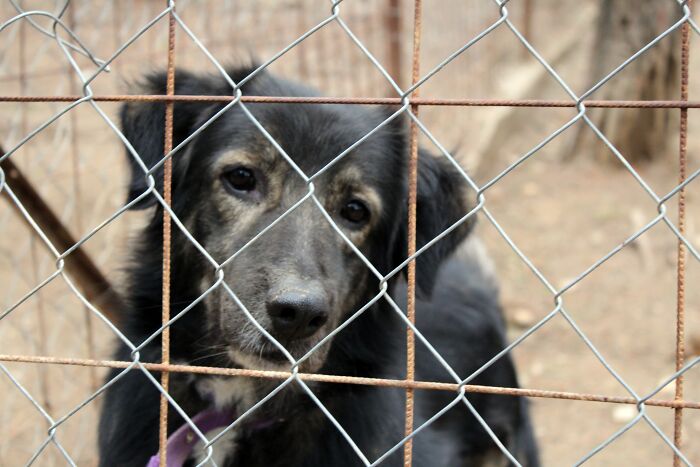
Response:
[267, 291, 329, 341]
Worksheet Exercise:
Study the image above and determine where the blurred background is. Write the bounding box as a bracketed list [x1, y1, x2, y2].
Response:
[1, 0, 699, 465]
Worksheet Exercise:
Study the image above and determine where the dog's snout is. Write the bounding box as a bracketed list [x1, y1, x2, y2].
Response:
[267, 291, 329, 341]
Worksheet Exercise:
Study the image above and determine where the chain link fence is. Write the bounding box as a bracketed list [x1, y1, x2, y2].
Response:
[0, 0, 699, 465]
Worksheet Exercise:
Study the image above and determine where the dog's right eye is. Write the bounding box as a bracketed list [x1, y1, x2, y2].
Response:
[222, 167, 257, 193]
[340, 199, 370, 225]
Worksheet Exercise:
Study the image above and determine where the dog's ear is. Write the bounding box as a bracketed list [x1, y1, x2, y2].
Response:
[393, 150, 475, 296]
[120, 70, 235, 209]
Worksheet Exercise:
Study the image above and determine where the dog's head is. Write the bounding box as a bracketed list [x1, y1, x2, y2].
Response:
[121, 68, 474, 371]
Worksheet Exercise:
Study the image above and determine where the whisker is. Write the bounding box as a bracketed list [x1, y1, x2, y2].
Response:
[189, 350, 231, 365]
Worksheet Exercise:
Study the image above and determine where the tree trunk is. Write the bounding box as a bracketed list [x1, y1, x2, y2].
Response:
[569, 0, 680, 164]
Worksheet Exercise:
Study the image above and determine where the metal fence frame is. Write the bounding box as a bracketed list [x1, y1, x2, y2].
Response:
[1, 0, 699, 465]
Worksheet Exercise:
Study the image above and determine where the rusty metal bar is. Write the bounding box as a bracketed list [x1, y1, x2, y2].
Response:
[404, 0, 422, 464]
[0, 353, 698, 410]
[6, 95, 700, 108]
[158, 6, 177, 466]
[0, 152, 124, 323]
[674, 2, 691, 465]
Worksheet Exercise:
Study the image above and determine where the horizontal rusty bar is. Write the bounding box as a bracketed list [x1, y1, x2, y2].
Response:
[2, 95, 700, 108]
[0, 353, 697, 410]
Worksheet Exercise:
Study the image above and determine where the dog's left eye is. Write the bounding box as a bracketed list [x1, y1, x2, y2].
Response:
[340, 199, 370, 225]
[223, 167, 257, 192]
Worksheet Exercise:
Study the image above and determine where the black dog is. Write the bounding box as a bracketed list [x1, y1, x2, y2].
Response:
[98, 66, 539, 466]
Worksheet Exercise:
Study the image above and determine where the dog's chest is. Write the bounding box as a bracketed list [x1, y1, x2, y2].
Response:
[190, 377, 259, 465]
[197, 376, 258, 410]
[191, 426, 238, 466]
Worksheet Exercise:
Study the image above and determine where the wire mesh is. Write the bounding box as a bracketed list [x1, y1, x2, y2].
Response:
[0, 0, 699, 465]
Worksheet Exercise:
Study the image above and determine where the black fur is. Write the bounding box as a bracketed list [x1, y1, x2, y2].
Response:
[98, 66, 539, 467]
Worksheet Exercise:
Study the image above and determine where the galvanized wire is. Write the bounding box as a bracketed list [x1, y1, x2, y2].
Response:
[0, 0, 699, 465]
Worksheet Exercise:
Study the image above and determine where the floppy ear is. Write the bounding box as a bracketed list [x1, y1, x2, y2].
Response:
[120, 69, 252, 209]
[393, 149, 475, 296]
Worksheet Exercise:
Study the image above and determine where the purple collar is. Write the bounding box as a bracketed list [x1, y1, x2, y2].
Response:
[147, 409, 234, 467]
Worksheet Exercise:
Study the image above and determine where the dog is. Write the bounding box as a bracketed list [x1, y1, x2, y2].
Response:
[97, 66, 539, 467]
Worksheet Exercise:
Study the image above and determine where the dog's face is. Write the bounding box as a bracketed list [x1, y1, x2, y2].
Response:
[121, 68, 473, 372]
[201, 146, 392, 371]
[188, 107, 407, 372]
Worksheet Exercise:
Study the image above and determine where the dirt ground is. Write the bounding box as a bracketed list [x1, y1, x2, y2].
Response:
[1, 1, 699, 465]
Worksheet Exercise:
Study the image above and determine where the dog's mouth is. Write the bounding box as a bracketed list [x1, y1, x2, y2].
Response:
[258, 346, 289, 363]
[228, 337, 329, 372]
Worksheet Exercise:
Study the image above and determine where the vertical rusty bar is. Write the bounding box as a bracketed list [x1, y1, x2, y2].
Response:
[385, 0, 403, 91]
[404, 1, 422, 465]
[159, 4, 177, 466]
[673, 4, 691, 466]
